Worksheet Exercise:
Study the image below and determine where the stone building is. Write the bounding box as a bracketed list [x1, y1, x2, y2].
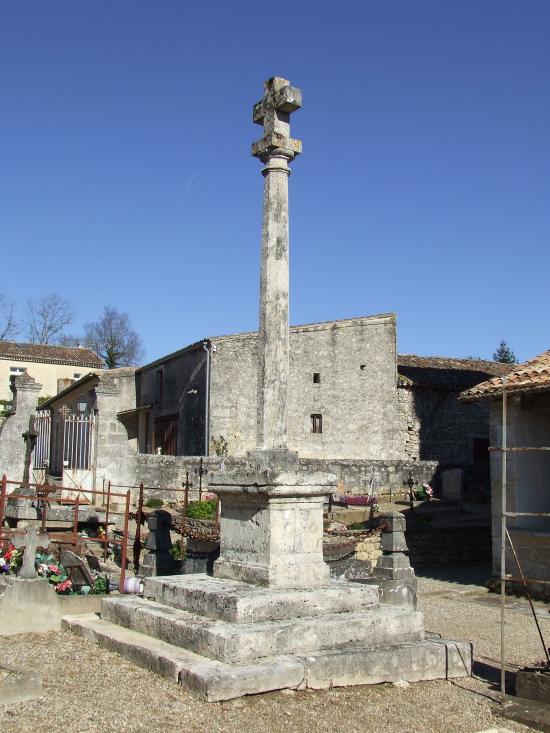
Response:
[0, 315, 510, 497]
[0, 367, 137, 492]
[398, 355, 512, 470]
[459, 350, 550, 591]
[136, 313, 401, 461]
[0, 341, 103, 402]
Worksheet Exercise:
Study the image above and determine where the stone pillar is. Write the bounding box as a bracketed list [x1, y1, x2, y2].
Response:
[138, 510, 178, 577]
[0, 373, 42, 486]
[252, 77, 302, 451]
[371, 511, 417, 609]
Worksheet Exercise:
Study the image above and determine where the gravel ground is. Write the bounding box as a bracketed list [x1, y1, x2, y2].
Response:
[1, 565, 548, 733]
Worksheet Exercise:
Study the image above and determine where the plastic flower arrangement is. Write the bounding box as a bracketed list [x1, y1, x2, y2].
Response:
[34, 551, 72, 593]
[0, 544, 23, 573]
[340, 494, 379, 509]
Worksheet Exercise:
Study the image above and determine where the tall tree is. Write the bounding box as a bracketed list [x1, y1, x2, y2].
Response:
[25, 294, 74, 344]
[84, 306, 144, 368]
[0, 295, 18, 340]
[493, 340, 517, 364]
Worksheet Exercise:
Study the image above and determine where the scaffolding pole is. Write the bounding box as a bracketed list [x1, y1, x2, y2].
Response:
[500, 376, 507, 703]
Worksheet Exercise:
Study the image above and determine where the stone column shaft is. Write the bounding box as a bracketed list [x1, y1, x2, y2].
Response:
[257, 152, 291, 450]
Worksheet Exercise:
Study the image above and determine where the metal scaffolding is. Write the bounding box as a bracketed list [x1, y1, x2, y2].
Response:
[496, 376, 550, 702]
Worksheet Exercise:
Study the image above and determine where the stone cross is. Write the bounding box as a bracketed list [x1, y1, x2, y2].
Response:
[12, 524, 50, 580]
[209, 78, 336, 589]
[252, 77, 302, 451]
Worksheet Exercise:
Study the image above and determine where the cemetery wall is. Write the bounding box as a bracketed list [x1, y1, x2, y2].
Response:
[134, 453, 437, 499]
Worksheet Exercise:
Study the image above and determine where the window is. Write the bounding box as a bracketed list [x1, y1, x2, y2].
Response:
[154, 370, 164, 404]
[73, 373, 81, 379]
[311, 414, 323, 434]
[313, 372, 321, 384]
[10, 366, 26, 374]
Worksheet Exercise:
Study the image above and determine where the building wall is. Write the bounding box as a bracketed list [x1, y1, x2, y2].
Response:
[398, 385, 490, 467]
[209, 314, 402, 460]
[489, 395, 550, 580]
[136, 346, 207, 456]
[0, 359, 100, 402]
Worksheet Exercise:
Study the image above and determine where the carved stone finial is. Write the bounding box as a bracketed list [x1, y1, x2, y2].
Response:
[252, 77, 302, 161]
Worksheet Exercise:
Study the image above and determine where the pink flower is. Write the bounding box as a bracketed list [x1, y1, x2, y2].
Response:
[56, 579, 72, 593]
[48, 564, 60, 574]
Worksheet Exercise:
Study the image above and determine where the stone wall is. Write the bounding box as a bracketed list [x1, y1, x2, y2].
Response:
[94, 371, 138, 490]
[398, 384, 490, 467]
[489, 394, 550, 579]
[209, 314, 403, 460]
[136, 345, 207, 456]
[134, 453, 437, 501]
[0, 373, 41, 485]
[406, 525, 491, 565]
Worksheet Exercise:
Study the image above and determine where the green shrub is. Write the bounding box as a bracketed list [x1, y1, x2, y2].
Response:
[185, 499, 217, 520]
[169, 541, 186, 560]
[145, 497, 163, 508]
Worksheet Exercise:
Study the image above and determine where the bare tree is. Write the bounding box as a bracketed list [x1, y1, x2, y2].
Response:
[0, 295, 18, 341]
[84, 306, 144, 368]
[25, 294, 74, 344]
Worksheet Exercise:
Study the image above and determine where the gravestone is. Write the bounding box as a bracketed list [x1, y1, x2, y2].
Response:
[12, 524, 50, 580]
[138, 509, 180, 577]
[369, 512, 417, 609]
[442, 468, 463, 502]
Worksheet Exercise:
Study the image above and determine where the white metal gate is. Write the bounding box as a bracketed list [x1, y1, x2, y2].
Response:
[63, 414, 95, 470]
[33, 410, 51, 469]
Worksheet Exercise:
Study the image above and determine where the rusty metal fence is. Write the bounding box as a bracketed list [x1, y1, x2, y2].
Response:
[0, 475, 131, 592]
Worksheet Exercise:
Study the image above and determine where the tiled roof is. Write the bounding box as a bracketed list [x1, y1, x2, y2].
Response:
[459, 350, 550, 402]
[397, 355, 513, 391]
[0, 341, 104, 368]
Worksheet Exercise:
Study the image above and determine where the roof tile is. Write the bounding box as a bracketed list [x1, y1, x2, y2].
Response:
[0, 341, 104, 368]
[459, 350, 550, 401]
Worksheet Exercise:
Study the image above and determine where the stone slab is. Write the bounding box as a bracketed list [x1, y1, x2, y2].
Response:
[516, 668, 550, 703]
[0, 664, 42, 704]
[0, 576, 102, 634]
[495, 697, 550, 733]
[301, 637, 472, 689]
[143, 574, 379, 622]
[100, 595, 424, 664]
[62, 613, 304, 702]
[63, 613, 471, 702]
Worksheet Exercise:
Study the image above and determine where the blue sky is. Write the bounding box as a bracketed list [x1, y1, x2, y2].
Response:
[1, 1, 548, 364]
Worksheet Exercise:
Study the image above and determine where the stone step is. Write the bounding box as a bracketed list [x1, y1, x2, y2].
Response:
[100, 595, 424, 663]
[143, 574, 379, 623]
[62, 613, 471, 702]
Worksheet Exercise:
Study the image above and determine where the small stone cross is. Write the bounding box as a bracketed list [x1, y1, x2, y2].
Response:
[252, 77, 302, 161]
[12, 524, 50, 579]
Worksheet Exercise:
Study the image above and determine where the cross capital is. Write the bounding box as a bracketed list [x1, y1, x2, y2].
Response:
[252, 77, 302, 161]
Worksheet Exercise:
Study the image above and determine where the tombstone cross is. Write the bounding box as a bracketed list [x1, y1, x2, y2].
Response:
[12, 524, 50, 579]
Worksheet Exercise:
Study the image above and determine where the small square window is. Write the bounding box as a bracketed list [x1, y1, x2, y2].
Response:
[311, 414, 323, 434]
[313, 373, 321, 384]
[73, 373, 81, 379]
